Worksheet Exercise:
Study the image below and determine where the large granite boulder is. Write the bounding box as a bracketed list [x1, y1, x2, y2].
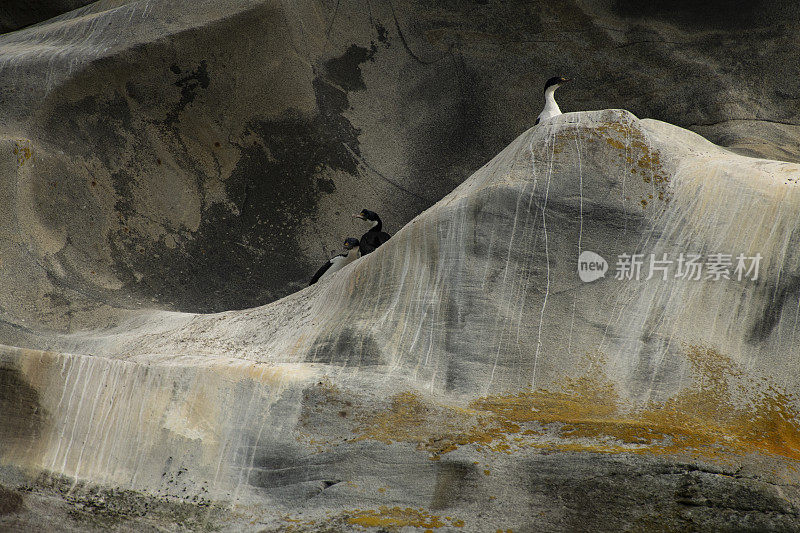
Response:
[3, 109, 800, 531]
[2, 0, 800, 530]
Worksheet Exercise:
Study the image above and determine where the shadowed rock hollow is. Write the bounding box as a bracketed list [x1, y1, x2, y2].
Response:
[2, 1, 800, 531]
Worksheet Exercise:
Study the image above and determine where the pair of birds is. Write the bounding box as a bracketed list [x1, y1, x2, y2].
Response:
[308, 77, 568, 287]
[309, 209, 391, 285]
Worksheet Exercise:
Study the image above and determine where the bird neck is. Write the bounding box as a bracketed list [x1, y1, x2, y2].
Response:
[369, 218, 382, 232]
[347, 246, 360, 259]
[543, 86, 560, 113]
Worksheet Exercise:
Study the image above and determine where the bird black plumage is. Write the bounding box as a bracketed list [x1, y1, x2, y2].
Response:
[354, 209, 391, 255]
[309, 238, 361, 285]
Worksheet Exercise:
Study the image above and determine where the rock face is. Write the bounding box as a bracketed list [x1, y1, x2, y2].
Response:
[1, 0, 800, 329]
[3, 109, 800, 531]
[2, 0, 800, 531]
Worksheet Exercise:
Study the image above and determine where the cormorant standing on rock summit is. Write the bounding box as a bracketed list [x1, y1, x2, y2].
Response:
[535, 76, 570, 125]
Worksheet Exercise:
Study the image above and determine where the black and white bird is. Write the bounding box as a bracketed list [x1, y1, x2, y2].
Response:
[309, 238, 361, 285]
[535, 76, 571, 125]
[353, 209, 391, 255]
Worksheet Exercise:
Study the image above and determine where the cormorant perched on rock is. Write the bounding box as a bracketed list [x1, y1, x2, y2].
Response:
[354, 209, 391, 255]
[309, 238, 360, 285]
[535, 76, 570, 125]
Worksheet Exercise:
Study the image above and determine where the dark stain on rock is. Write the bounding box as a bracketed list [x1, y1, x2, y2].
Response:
[107, 45, 370, 312]
[401, 53, 491, 204]
[747, 275, 800, 343]
[43, 93, 134, 169]
[0, 485, 23, 516]
[375, 22, 390, 46]
[109, 167, 136, 214]
[520, 455, 800, 532]
[25, 39, 395, 314]
[0, 368, 47, 452]
[245, 433, 341, 490]
[430, 461, 477, 510]
[323, 44, 377, 92]
[307, 327, 384, 366]
[166, 61, 210, 124]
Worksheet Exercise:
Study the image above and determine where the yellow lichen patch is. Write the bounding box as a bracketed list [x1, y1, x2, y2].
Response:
[547, 130, 581, 154]
[632, 345, 800, 461]
[357, 392, 430, 443]
[346, 507, 463, 529]
[594, 121, 672, 205]
[13, 141, 32, 166]
[605, 137, 627, 150]
[279, 516, 318, 532]
[351, 346, 800, 463]
[354, 391, 476, 457]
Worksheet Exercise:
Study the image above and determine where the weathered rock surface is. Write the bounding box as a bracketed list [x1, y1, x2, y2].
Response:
[2, 0, 800, 531]
[1, 0, 800, 328]
[3, 109, 800, 531]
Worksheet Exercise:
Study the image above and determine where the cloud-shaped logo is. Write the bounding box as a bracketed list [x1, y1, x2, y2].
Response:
[578, 251, 608, 282]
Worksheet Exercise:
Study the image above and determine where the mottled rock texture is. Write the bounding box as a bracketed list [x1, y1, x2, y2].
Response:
[3, 109, 800, 531]
[1, 0, 800, 326]
[1, 0, 800, 531]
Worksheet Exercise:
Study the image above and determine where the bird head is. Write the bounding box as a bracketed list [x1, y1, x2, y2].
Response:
[343, 237, 360, 250]
[544, 76, 571, 91]
[353, 209, 380, 222]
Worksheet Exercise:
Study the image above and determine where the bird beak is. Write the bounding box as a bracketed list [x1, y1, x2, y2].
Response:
[353, 213, 365, 220]
[562, 78, 572, 83]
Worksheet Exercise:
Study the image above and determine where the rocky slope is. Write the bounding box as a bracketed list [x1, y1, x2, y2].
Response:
[1, 0, 800, 531]
[0, 0, 799, 327]
[3, 109, 800, 531]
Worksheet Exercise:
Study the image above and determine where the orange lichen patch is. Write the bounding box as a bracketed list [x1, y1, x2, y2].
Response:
[351, 346, 800, 463]
[357, 392, 430, 443]
[346, 507, 464, 529]
[593, 121, 672, 205]
[354, 392, 476, 457]
[13, 141, 32, 166]
[630, 345, 800, 461]
[538, 120, 671, 210]
[605, 137, 627, 150]
[279, 517, 319, 532]
[546, 129, 582, 154]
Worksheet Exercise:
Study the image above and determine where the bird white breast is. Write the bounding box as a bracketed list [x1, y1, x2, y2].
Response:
[320, 248, 360, 280]
[536, 85, 562, 124]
